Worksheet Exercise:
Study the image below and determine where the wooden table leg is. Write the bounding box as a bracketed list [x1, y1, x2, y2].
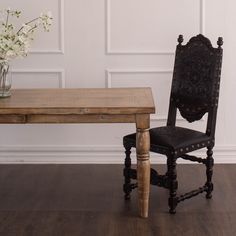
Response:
[136, 114, 150, 218]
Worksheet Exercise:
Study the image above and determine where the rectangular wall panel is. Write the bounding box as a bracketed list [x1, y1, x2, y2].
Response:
[12, 70, 65, 88]
[107, 0, 204, 54]
[107, 69, 172, 120]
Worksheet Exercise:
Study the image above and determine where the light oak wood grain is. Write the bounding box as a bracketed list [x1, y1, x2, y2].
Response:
[0, 88, 155, 115]
[0, 88, 155, 218]
[136, 114, 151, 218]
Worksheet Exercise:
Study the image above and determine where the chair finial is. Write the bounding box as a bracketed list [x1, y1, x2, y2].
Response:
[217, 37, 223, 48]
[178, 35, 184, 45]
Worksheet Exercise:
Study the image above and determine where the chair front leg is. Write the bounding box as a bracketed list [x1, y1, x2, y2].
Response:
[166, 156, 172, 177]
[123, 143, 132, 200]
[168, 155, 178, 214]
[205, 146, 214, 199]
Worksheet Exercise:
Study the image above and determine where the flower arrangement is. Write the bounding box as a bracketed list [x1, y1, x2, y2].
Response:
[0, 8, 52, 97]
[0, 8, 53, 63]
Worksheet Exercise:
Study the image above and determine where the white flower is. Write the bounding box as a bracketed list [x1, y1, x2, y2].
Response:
[40, 11, 52, 19]
[0, 8, 52, 62]
[40, 11, 53, 31]
[6, 50, 14, 58]
[21, 24, 32, 34]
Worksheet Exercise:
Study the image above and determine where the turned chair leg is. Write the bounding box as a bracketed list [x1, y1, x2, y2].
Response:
[165, 157, 172, 177]
[168, 156, 178, 214]
[206, 146, 214, 199]
[123, 144, 132, 200]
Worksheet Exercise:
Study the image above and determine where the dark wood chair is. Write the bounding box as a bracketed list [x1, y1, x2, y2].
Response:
[123, 34, 223, 214]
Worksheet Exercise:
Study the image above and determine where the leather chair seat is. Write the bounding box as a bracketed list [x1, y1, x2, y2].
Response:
[124, 126, 212, 155]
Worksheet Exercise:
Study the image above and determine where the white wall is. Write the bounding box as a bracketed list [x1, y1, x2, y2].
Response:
[0, 0, 235, 163]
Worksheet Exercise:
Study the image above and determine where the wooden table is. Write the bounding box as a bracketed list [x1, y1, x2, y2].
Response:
[0, 88, 155, 218]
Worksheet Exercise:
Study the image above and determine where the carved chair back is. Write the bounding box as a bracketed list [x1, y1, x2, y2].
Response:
[167, 34, 223, 138]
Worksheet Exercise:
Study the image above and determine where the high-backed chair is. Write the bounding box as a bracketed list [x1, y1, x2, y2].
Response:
[123, 34, 223, 214]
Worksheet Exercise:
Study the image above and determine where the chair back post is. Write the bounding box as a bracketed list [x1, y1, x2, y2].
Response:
[167, 35, 183, 126]
[166, 99, 177, 126]
[206, 37, 223, 139]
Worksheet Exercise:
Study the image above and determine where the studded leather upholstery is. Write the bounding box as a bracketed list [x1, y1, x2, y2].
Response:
[124, 126, 213, 156]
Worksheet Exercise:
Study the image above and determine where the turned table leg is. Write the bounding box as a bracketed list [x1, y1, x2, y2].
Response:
[136, 114, 150, 218]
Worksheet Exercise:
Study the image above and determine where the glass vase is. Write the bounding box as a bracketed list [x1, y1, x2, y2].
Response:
[0, 61, 11, 98]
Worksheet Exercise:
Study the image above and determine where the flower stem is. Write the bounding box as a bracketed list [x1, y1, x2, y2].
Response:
[16, 17, 40, 35]
[25, 17, 40, 25]
[27, 25, 37, 34]
[5, 10, 10, 27]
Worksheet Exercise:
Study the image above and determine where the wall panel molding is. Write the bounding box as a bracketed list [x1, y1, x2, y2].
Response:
[30, 0, 65, 54]
[12, 69, 66, 88]
[106, 0, 205, 55]
[106, 68, 173, 88]
[106, 68, 179, 121]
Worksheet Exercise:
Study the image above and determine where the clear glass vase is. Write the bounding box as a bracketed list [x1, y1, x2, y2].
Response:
[0, 61, 11, 98]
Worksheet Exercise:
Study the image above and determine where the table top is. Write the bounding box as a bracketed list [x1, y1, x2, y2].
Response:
[0, 88, 155, 115]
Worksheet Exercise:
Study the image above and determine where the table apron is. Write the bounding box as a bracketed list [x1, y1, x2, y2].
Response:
[0, 114, 137, 124]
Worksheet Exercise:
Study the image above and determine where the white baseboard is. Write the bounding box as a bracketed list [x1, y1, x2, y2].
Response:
[0, 145, 235, 164]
